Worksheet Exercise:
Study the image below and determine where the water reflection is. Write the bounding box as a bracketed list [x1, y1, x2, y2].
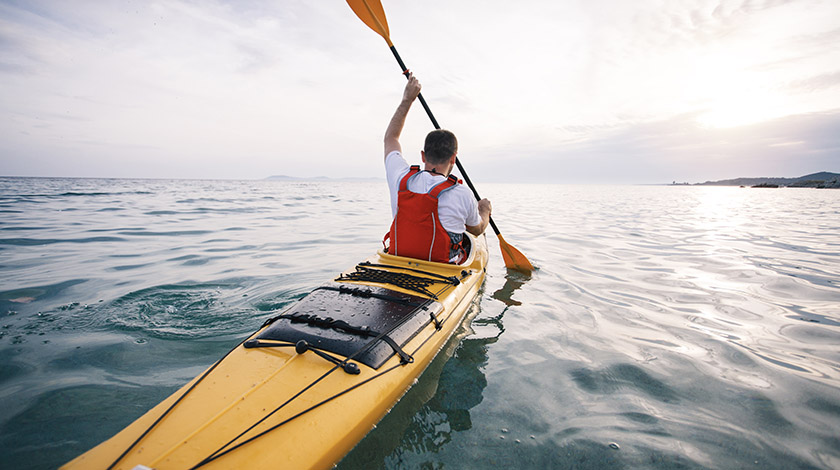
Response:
[492, 269, 530, 307]
[337, 303, 510, 469]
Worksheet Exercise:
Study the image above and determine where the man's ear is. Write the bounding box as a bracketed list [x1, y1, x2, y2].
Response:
[421, 150, 426, 163]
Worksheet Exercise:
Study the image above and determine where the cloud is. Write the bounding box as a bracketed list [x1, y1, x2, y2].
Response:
[471, 109, 840, 184]
[0, 1, 384, 175]
[786, 71, 840, 93]
[1, 0, 839, 181]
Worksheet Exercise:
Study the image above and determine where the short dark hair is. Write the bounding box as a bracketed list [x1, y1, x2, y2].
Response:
[423, 129, 457, 165]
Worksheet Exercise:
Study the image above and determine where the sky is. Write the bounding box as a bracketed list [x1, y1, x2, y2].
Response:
[1, 0, 839, 184]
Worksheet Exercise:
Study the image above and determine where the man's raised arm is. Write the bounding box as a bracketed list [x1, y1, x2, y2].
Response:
[384, 72, 422, 161]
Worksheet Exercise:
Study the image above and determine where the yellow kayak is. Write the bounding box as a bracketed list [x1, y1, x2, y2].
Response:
[63, 234, 488, 470]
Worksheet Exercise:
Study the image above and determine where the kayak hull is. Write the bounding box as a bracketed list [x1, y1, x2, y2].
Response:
[62, 234, 488, 470]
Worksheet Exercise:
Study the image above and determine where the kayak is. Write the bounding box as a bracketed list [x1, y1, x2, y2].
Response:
[62, 233, 488, 470]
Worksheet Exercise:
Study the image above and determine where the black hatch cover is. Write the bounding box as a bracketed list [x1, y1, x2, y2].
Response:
[254, 283, 444, 369]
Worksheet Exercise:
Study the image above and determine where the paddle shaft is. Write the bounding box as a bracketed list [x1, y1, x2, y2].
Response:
[388, 46, 502, 236]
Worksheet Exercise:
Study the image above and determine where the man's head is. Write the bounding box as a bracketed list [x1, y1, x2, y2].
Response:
[423, 129, 458, 166]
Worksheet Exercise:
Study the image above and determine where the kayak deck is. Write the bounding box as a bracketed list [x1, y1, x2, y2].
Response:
[62, 234, 488, 470]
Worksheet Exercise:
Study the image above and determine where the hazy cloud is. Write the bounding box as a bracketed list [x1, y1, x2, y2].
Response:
[486, 110, 840, 184]
[786, 71, 840, 93]
[1, 0, 838, 181]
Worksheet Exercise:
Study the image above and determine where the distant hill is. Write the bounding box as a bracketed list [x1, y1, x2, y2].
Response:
[696, 172, 840, 188]
[266, 175, 382, 183]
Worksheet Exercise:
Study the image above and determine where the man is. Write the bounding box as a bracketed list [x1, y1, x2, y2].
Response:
[383, 72, 491, 264]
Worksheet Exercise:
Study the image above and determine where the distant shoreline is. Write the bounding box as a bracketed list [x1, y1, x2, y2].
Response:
[0, 175, 386, 183]
[265, 175, 383, 183]
[672, 171, 840, 188]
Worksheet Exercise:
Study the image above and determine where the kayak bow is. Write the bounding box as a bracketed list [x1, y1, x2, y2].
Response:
[62, 234, 488, 470]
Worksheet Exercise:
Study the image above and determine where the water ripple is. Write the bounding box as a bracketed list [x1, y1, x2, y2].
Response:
[1, 179, 839, 470]
[0, 237, 126, 246]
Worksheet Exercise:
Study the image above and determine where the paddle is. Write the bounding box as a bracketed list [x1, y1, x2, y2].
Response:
[347, 0, 535, 273]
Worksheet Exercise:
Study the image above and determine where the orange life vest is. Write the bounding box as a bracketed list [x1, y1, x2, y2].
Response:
[385, 165, 466, 264]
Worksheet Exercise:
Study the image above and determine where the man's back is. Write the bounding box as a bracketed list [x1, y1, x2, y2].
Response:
[385, 150, 480, 235]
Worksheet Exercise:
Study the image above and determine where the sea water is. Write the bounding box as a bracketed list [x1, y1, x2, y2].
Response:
[0, 177, 838, 469]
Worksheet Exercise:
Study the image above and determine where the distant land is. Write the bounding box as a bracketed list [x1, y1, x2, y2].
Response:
[675, 171, 840, 188]
[265, 175, 383, 183]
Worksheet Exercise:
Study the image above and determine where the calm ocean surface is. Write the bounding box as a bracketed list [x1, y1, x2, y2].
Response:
[1, 177, 838, 469]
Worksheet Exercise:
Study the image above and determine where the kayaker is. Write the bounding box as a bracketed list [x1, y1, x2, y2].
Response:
[383, 72, 492, 264]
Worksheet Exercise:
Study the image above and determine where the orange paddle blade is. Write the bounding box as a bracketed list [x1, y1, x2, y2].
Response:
[347, 0, 392, 46]
[497, 234, 534, 273]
